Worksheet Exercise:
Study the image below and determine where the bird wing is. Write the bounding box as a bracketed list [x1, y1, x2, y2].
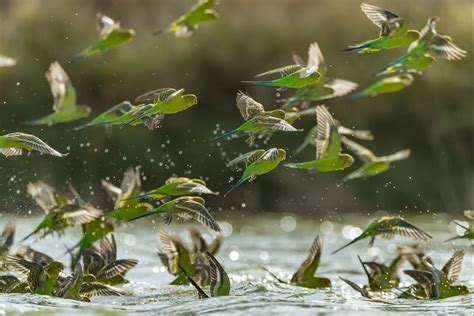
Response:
[337, 126, 374, 141]
[3, 254, 40, 282]
[208, 252, 229, 296]
[46, 62, 77, 113]
[360, 3, 401, 36]
[27, 181, 60, 214]
[16, 246, 54, 266]
[2, 133, 66, 157]
[135, 88, 178, 104]
[441, 250, 464, 284]
[339, 277, 370, 298]
[377, 218, 432, 241]
[119, 166, 142, 201]
[255, 65, 302, 78]
[323, 79, 359, 99]
[97, 259, 138, 279]
[100, 234, 117, 264]
[381, 149, 411, 162]
[80, 282, 123, 298]
[254, 115, 298, 132]
[61, 205, 103, 226]
[1, 223, 15, 249]
[341, 136, 376, 163]
[306, 42, 324, 71]
[189, 226, 208, 254]
[207, 235, 224, 255]
[236, 91, 265, 120]
[315, 105, 340, 159]
[158, 230, 181, 275]
[404, 269, 437, 289]
[174, 198, 221, 232]
[427, 35, 467, 60]
[96, 14, 120, 38]
[292, 235, 322, 282]
[227, 149, 266, 168]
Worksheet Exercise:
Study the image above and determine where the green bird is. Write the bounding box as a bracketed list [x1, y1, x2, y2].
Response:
[341, 136, 411, 181]
[445, 222, 473, 242]
[4, 254, 64, 295]
[290, 235, 331, 289]
[127, 176, 217, 201]
[358, 254, 405, 291]
[127, 196, 221, 233]
[378, 17, 467, 75]
[294, 124, 374, 156]
[285, 105, 354, 172]
[125, 88, 198, 126]
[402, 250, 469, 299]
[0, 54, 16, 67]
[27, 62, 91, 125]
[71, 14, 135, 63]
[158, 229, 197, 285]
[225, 148, 286, 196]
[343, 3, 419, 53]
[56, 263, 122, 301]
[75, 101, 135, 130]
[279, 42, 358, 108]
[0, 132, 67, 157]
[332, 216, 432, 255]
[22, 204, 103, 241]
[188, 227, 223, 283]
[242, 42, 321, 89]
[213, 92, 299, 144]
[349, 74, 414, 98]
[80, 234, 138, 285]
[180, 251, 230, 298]
[154, 0, 218, 37]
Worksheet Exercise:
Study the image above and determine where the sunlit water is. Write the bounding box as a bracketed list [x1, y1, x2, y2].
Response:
[0, 213, 472, 315]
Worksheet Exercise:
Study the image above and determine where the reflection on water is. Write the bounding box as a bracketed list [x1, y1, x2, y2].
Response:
[0, 213, 472, 315]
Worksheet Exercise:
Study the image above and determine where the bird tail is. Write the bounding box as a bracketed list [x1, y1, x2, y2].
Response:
[211, 130, 240, 141]
[331, 234, 365, 255]
[121, 192, 150, 201]
[224, 177, 246, 197]
[125, 210, 156, 222]
[340, 42, 373, 52]
[345, 91, 364, 100]
[357, 255, 371, 280]
[241, 80, 274, 86]
[21, 230, 36, 242]
[294, 142, 309, 156]
[68, 52, 88, 65]
[443, 235, 462, 243]
[260, 265, 288, 284]
[178, 263, 209, 299]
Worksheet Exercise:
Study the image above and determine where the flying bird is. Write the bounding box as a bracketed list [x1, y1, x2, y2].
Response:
[71, 14, 135, 63]
[341, 136, 411, 181]
[343, 3, 420, 53]
[349, 74, 414, 98]
[285, 105, 354, 172]
[378, 17, 467, 75]
[243, 42, 321, 89]
[154, 0, 218, 37]
[27, 62, 90, 125]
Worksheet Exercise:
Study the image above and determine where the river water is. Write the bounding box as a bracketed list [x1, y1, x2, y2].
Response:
[0, 212, 472, 315]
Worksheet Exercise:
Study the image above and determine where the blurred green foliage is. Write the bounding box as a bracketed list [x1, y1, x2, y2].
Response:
[0, 0, 472, 214]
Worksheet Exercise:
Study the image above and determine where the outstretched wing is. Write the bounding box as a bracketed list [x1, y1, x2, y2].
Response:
[80, 282, 123, 298]
[382, 149, 411, 162]
[97, 259, 138, 279]
[227, 149, 265, 168]
[302, 42, 324, 77]
[315, 105, 340, 159]
[360, 3, 401, 37]
[208, 252, 230, 296]
[173, 197, 221, 232]
[255, 65, 303, 78]
[100, 234, 117, 264]
[97, 14, 120, 38]
[2, 132, 67, 157]
[377, 218, 432, 241]
[341, 136, 375, 163]
[135, 88, 178, 104]
[291, 235, 322, 282]
[46, 62, 77, 113]
[236, 91, 265, 120]
[427, 35, 467, 60]
[441, 250, 464, 284]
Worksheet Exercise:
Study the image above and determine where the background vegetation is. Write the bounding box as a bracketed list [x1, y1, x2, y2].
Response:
[0, 0, 472, 215]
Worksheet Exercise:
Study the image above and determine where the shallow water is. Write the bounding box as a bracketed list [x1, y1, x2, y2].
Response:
[0, 212, 472, 315]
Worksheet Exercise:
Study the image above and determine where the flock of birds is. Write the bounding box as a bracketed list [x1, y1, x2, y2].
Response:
[0, 0, 471, 305]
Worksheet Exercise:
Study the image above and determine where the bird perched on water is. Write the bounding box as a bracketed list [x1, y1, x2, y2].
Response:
[0, 54, 16, 67]
[378, 17, 467, 75]
[401, 250, 470, 299]
[127, 176, 217, 202]
[295, 124, 374, 156]
[71, 14, 135, 63]
[341, 136, 411, 181]
[3, 253, 64, 295]
[343, 3, 419, 53]
[357, 254, 406, 291]
[349, 74, 414, 98]
[127, 196, 221, 232]
[225, 148, 286, 196]
[242, 42, 321, 89]
[80, 234, 138, 285]
[332, 216, 431, 255]
[213, 92, 299, 145]
[285, 105, 354, 172]
[264, 235, 331, 289]
[0, 132, 67, 157]
[279, 43, 358, 108]
[154, 0, 218, 37]
[26, 62, 90, 125]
